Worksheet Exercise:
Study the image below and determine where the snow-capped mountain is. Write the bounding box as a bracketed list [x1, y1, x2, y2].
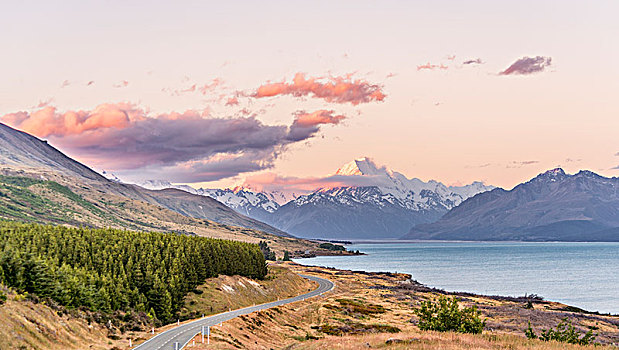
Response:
[404, 168, 619, 241]
[136, 181, 296, 222]
[332, 158, 492, 211]
[137, 157, 494, 240]
[264, 158, 495, 239]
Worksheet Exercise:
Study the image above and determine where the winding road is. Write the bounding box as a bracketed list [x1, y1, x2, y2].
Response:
[132, 274, 334, 350]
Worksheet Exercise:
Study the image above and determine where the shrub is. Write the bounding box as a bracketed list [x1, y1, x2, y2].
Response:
[0, 290, 6, 305]
[414, 296, 485, 334]
[525, 318, 596, 345]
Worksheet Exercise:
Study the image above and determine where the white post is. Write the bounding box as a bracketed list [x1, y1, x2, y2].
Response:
[174, 342, 179, 350]
[129, 339, 132, 347]
[177, 319, 180, 326]
[201, 326, 205, 343]
[207, 326, 210, 345]
[192, 340, 195, 346]
[151, 327, 155, 334]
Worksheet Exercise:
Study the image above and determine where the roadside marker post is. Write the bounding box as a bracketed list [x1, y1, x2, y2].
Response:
[129, 339, 132, 347]
[177, 319, 180, 326]
[174, 342, 179, 350]
[151, 327, 155, 334]
[201, 326, 205, 343]
[208, 326, 210, 344]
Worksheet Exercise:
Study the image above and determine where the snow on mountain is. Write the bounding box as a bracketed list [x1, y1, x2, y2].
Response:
[201, 187, 281, 215]
[136, 181, 292, 219]
[138, 180, 199, 195]
[404, 168, 619, 241]
[136, 157, 494, 240]
[328, 157, 494, 211]
[101, 170, 122, 183]
[267, 157, 495, 239]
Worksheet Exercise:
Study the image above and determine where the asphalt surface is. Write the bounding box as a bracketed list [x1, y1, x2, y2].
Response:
[132, 274, 334, 350]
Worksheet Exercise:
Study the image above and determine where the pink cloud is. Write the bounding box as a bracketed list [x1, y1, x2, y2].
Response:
[199, 78, 224, 95]
[292, 110, 345, 127]
[500, 56, 552, 75]
[1, 103, 136, 138]
[287, 110, 346, 142]
[242, 171, 392, 195]
[1, 104, 346, 182]
[417, 62, 449, 71]
[253, 73, 386, 105]
[113, 80, 129, 88]
[225, 96, 239, 106]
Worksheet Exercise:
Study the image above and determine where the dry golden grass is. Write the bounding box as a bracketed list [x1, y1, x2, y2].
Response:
[180, 265, 316, 319]
[181, 262, 619, 350]
[0, 289, 111, 350]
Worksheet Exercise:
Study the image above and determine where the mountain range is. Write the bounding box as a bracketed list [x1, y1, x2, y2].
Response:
[403, 168, 619, 241]
[140, 158, 495, 239]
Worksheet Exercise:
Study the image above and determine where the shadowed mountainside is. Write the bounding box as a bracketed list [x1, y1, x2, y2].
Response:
[403, 168, 619, 241]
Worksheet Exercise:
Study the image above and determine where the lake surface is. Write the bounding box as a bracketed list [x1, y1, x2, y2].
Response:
[294, 241, 619, 314]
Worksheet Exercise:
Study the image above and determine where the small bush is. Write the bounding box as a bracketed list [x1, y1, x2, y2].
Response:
[0, 290, 7, 305]
[414, 296, 485, 334]
[525, 318, 596, 345]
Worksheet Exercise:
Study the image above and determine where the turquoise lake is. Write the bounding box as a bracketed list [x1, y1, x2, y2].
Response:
[294, 241, 619, 314]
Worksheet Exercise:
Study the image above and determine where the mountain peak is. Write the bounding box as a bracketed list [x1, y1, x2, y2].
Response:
[531, 168, 567, 183]
[334, 157, 388, 176]
[544, 168, 566, 176]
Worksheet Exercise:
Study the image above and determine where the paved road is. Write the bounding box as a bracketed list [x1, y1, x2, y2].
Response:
[133, 274, 334, 350]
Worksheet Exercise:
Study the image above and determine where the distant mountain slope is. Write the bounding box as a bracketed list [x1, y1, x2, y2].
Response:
[0, 122, 105, 181]
[138, 181, 294, 223]
[403, 168, 619, 241]
[267, 158, 493, 239]
[0, 122, 289, 237]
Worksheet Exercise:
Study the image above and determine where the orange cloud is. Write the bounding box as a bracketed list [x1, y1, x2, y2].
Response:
[292, 110, 345, 127]
[253, 73, 386, 105]
[287, 110, 346, 142]
[1, 103, 137, 137]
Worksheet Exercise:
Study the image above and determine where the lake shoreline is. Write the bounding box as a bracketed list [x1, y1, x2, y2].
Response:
[293, 241, 619, 315]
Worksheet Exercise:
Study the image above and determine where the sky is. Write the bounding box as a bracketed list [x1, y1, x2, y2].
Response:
[1, 0, 618, 191]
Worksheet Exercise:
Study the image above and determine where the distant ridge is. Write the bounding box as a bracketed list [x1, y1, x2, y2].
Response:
[403, 168, 619, 241]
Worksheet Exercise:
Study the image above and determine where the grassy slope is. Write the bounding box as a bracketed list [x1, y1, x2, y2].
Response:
[0, 172, 323, 257]
[180, 265, 316, 319]
[0, 288, 112, 350]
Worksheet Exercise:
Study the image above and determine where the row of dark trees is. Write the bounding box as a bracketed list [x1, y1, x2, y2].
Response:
[0, 221, 267, 322]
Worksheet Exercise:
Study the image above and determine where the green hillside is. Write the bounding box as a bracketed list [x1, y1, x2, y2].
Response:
[0, 221, 267, 322]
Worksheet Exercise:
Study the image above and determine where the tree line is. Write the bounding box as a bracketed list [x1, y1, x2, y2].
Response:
[0, 221, 267, 322]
